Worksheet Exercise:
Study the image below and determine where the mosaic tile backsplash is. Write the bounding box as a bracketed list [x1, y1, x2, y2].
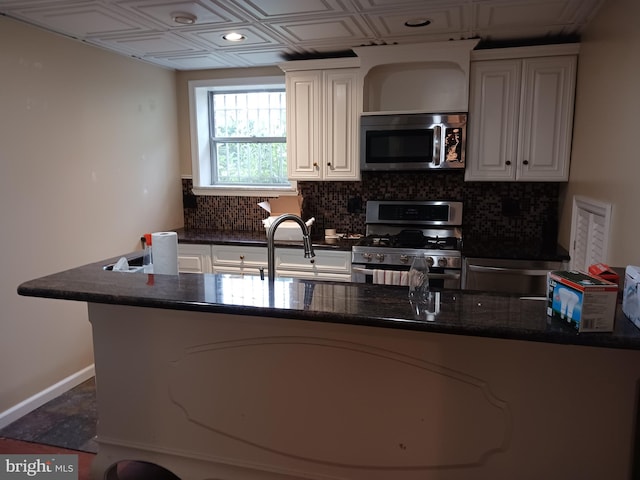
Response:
[183, 172, 560, 244]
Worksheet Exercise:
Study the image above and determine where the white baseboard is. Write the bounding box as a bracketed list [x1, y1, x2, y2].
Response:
[0, 364, 95, 429]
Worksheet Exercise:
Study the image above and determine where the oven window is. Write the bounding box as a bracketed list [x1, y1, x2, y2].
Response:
[365, 129, 434, 163]
[378, 204, 449, 222]
[360, 266, 450, 289]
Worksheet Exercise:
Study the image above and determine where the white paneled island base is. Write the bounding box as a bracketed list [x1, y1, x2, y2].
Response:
[88, 303, 639, 480]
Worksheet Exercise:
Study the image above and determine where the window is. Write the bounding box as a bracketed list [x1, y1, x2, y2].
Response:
[189, 76, 296, 196]
[569, 196, 612, 271]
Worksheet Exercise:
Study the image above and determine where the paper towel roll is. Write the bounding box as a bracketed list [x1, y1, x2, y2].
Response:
[151, 231, 178, 275]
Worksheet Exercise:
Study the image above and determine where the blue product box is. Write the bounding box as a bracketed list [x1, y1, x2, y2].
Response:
[547, 270, 618, 332]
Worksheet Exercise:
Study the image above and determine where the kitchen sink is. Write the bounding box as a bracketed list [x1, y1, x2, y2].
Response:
[103, 254, 144, 271]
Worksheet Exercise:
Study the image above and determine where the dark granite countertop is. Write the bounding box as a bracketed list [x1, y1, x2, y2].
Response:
[179, 229, 571, 262]
[462, 236, 570, 262]
[176, 228, 358, 251]
[17, 252, 640, 351]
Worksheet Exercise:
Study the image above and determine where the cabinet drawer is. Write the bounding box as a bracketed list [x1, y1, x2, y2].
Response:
[276, 248, 351, 274]
[212, 245, 267, 268]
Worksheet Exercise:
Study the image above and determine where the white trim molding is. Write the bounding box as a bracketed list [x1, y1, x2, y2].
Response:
[0, 364, 95, 429]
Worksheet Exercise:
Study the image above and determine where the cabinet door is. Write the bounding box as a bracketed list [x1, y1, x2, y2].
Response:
[466, 60, 521, 181]
[323, 69, 361, 180]
[177, 244, 212, 273]
[286, 71, 322, 180]
[517, 56, 576, 181]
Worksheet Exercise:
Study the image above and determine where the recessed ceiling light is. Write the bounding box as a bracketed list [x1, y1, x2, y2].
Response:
[222, 32, 246, 42]
[172, 13, 197, 25]
[404, 18, 431, 28]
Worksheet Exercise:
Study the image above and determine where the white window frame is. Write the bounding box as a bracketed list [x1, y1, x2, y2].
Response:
[569, 195, 613, 271]
[188, 76, 297, 196]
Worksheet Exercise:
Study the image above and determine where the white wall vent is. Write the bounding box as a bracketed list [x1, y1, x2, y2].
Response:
[569, 195, 612, 271]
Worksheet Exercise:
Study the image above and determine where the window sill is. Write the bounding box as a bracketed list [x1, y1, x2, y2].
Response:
[192, 184, 298, 197]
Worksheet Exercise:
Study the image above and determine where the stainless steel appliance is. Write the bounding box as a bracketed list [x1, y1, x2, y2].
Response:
[352, 200, 463, 289]
[360, 113, 467, 172]
[462, 257, 565, 296]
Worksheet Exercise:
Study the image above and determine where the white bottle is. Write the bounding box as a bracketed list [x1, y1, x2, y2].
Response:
[408, 254, 430, 301]
[143, 233, 153, 273]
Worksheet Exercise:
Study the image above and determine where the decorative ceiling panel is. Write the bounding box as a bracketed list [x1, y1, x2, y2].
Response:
[90, 31, 205, 56]
[0, 0, 607, 70]
[367, 6, 466, 38]
[119, 0, 245, 28]
[231, 0, 351, 19]
[3, 1, 155, 36]
[271, 15, 370, 44]
[180, 24, 285, 49]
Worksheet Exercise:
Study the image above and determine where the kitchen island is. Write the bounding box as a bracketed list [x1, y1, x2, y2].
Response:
[18, 253, 640, 480]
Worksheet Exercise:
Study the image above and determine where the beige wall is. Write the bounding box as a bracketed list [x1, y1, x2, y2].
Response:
[175, 66, 284, 176]
[0, 18, 183, 414]
[559, 0, 640, 266]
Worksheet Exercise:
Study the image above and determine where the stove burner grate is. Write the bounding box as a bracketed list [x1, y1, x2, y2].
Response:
[357, 233, 459, 250]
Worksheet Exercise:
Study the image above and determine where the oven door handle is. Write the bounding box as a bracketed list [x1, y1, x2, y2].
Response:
[429, 272, 460, 280]
[466, 265, 550, 276]
[352, 267, 374, 276]
[352, 268, 460, 281]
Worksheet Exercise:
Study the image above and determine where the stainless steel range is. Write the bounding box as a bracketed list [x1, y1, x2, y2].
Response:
[351, 200, 463, 289]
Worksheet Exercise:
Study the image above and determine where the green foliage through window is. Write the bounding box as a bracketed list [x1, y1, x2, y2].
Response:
[209, 90, 288, 186]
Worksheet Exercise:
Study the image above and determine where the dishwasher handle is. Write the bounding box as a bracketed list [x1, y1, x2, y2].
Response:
[466, 264, 551, 276]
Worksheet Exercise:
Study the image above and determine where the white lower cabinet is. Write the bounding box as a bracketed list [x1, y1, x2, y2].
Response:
[276, 248, 352, 282]
[181, 243, 352, 281]
[177, 244, 212, 273]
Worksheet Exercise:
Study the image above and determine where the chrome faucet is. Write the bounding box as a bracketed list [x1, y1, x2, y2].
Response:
[266, 214, 315, 283]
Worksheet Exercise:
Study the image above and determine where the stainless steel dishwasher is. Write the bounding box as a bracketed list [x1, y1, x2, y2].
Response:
[462, 257, 566, 296]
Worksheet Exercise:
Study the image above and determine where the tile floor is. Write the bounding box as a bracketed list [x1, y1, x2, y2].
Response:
[0, 378, 97, 453]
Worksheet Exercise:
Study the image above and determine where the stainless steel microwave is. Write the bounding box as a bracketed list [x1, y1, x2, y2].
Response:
[360, 113, 467, 171]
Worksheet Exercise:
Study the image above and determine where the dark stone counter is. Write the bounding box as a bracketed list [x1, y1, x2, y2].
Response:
[463, 236, 570, 262]
[17, 252, 640, 351]
[177, 228, 571, 262]
[175, 228, 358, 251]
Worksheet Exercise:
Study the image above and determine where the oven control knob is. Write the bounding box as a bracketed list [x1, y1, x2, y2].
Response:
[399, 254, 410, 264]
[376, 253, 385, 262]
[426, 256, 435, 267]
[362, 253, 372, 262]
[438, 257, 448, 267]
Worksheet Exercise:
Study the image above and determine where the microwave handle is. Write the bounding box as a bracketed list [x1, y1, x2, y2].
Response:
[433, 125, 442, 166]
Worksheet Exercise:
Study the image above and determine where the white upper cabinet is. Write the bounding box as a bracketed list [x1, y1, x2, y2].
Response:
[466, 46, 578, 182]
[281, 59, 361, 181]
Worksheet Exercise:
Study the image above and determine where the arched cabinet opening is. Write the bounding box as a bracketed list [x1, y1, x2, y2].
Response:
[104, 460, 181, 480]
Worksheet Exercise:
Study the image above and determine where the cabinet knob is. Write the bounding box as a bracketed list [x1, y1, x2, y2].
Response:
[327, 162, 332, 169]
[313, 162, 318, 169]
[523, 160, 529, 165]
[239, 255, 245, 260]
[505, 160, 511, 166]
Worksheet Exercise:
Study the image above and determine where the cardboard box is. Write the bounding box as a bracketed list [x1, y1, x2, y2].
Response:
[258, 196, 314, 241]
[622, 266, 640, 331]
[547, 270, 618, 332]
